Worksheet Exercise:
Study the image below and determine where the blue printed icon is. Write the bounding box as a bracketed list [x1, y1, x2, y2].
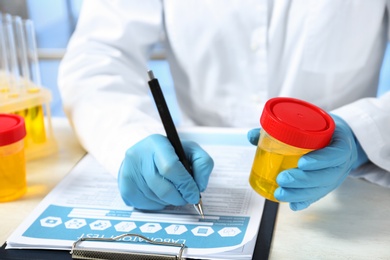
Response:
[165, 224, 187, 235]
[140, 223, 162, 233]
[114, 221, 137, 232]
[40, 217, 62, 228]
[191, 226, 214, 237]
[218, 227, 241, 237]
[89, 220, 111, 230]
[65, 218, 87, 229]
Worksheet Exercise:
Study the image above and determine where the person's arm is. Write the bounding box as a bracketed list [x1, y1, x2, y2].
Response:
[58, 0, 215, 210]
[246, 92, 390, 210]
[58, 0, 165, 175]
[331, 91, 390, 183]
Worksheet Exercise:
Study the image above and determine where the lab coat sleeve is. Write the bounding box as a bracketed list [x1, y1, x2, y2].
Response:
[58, 0, 165, 176]
[332, 91, 390, 187]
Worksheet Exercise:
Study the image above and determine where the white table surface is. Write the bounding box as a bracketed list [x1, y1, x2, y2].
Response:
[0, 117, 86, 244]
[1, 117, 389, 259]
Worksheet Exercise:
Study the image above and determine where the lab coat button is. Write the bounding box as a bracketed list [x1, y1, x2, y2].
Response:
[251, 43, 259, 51]
[251, 28, 265, 51]
[251, 95, 261, 102]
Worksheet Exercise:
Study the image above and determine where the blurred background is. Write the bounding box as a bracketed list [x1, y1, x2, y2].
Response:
[1, 0, 389, 117]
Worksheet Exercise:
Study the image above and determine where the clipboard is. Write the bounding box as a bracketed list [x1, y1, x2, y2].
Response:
[0, 200, 278, 260]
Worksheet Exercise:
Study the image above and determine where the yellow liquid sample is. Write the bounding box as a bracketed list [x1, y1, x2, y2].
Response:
[0, 86, 9, 93]
[249, 147, 302, 202]
[0, 78, 10, 93]
[15, 105, 46, 146]
[0, 142, 27, 202]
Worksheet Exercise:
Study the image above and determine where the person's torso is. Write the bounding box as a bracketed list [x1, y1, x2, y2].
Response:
[162, 0, 388, 127]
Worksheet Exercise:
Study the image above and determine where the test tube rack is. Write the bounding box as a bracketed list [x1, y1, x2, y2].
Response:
[0, 13, 57, 160]
[0, 83, 57, 161]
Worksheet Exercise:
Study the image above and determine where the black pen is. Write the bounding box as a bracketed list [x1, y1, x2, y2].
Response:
[147, 70, 204, 218]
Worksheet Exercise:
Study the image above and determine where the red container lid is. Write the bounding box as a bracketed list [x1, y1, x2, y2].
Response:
[0, 114, 26, 146]
[260, 97, 335, 149]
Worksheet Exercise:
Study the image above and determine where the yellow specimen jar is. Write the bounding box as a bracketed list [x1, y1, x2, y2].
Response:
[0, 114, 27, 202]
[249, 97, 335, 202]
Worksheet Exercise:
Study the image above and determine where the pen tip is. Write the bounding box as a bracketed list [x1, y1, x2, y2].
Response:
[194, 199, 205, 219]
[147, 70, 155, 80]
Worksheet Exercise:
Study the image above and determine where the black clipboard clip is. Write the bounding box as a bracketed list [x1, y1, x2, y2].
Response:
[70, 233, 186, 260]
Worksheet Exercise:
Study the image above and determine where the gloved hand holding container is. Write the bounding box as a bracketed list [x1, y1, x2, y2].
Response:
[249, 97, 335, 202]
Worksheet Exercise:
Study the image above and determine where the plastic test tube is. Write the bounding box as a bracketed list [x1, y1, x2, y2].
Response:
[12, 16, 47, 144]
[2, 14, 20, 95]
[0, 14, 10, 95]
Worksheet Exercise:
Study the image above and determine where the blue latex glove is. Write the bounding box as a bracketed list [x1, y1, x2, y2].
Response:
[247, 114, 368, 211]
[118, 134, 214, 210]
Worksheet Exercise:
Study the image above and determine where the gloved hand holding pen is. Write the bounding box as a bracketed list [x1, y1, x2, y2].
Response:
[118, 134, 214, 210]
[247, 114, 368, 211]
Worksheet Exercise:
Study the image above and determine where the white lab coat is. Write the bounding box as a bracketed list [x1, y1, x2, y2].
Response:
[58, 0, 390, 187]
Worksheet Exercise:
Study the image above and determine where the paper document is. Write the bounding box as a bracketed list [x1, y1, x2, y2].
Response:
[6, 128, 266, 259]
